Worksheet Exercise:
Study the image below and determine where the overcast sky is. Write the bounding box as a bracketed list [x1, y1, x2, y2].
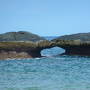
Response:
[0, 0, 90, 36]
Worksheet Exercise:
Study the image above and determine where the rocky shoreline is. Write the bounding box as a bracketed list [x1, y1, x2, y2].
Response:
[1, 40, 90, 60]
[0, 41, 55, 60]
[1, 31, 90, 59]
[0, 51, 32, 60]
[52, 39, 90, 56]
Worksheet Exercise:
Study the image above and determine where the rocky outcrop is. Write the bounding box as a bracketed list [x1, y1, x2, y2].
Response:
[0, 31, 56, 59]
[1, 31, 90, 59]
[0, 51, 32, 59]
[52, 39, 90, 56]
[0, 41, 55, 59]
[52, 32, 90, 56]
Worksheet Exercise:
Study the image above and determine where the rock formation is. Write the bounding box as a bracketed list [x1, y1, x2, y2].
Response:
[0, 31, 52, 59]
[52, 33, 90, 56]
[0, 41, 55, 59]
[1, 31, 90, 59]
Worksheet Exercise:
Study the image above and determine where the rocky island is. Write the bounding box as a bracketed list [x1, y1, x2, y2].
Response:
[0, 31, 55, 59]
[1, 31, 90, 59]
[52, 33, 90, 56]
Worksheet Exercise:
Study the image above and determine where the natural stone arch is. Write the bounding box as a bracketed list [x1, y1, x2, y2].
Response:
[41, 46, 65, 57]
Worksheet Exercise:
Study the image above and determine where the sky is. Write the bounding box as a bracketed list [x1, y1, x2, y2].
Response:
[0, 0, 90, 36]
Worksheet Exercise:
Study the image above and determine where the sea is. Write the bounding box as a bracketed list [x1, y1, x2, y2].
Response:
[0, 37, 90, 90]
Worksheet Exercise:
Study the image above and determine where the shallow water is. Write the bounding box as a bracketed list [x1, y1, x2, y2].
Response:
[0, 55, 90, 90]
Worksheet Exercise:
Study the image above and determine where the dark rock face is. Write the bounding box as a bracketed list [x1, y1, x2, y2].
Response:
[64, 46, 90, 56]
[0, 41, 55, 59]
[52, 38, 90, 56]
[52, 33, 90, 56]
[0, 31, 45, 42]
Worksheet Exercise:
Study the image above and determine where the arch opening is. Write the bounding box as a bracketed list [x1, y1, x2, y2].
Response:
[41, 46, 65, 57]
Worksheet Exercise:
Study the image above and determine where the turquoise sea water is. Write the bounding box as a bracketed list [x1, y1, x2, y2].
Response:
[0, 37, 90, 90]
[0, 55, 90, 90]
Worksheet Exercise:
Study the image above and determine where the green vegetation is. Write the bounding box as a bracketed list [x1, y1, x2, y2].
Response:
[1, 31, 90, 58]
[0, 31, 45, 42]
[54, 32, 90, 41]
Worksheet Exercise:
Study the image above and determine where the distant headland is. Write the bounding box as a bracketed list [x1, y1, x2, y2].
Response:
[0, 31, 90, 59]
[0, 31, 55, 59]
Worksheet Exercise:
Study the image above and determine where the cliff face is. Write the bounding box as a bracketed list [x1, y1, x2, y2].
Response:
[0, 41, 55, 59]
[52, 32, 90, 56]
[52, 36, 90, 56]
[0, 31, 56, 59]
